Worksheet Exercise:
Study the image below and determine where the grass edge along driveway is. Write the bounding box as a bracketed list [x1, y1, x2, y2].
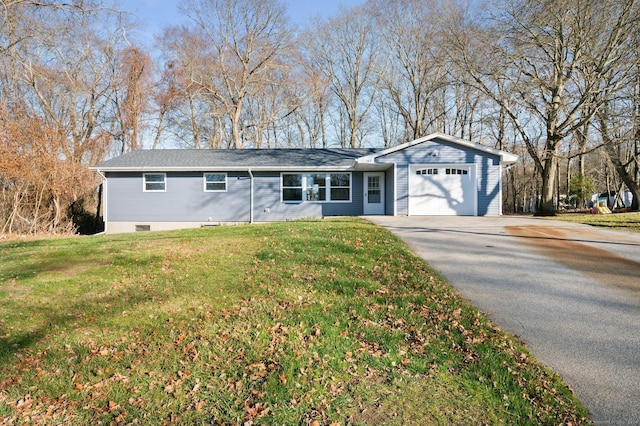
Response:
[0, 218, 591, 425]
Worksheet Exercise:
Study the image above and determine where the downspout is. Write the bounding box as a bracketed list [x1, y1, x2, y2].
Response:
[248, 168, 254, 224]
[96, 170, 107, 234]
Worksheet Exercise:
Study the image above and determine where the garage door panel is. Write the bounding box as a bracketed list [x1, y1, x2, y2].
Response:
[409, 166, 475, 215]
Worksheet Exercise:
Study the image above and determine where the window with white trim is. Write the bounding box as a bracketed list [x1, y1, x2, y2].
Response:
[204, 173, 227, 192]
[329, 173, 350, 200]
[144, 173, 166, 192]
[305, 173, 326, 201]
[282, 174, 303, 201]
[281, 173, 351, 202]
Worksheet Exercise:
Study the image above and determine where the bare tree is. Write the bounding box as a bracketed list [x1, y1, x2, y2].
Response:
[594, 50, 640, 211]
[304, 5, 381, 148]
[449, 0, 639, 215]
[6, 2, 138, 162]
[150, 61, 181, 149]
[295, 32, 333, 148]
[0, 1, 142, 234]
[371, 0, 450, 142]
[111, 46, 153, 153]
[174, 0, 296, 149]
[0, 105, 98, 234]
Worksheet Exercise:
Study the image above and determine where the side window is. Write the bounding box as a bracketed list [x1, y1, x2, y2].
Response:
[144, 173, 166, 192]
[204, 173, 227, 192]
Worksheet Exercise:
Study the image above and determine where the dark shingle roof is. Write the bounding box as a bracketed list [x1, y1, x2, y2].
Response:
[92, 148, 382, 171]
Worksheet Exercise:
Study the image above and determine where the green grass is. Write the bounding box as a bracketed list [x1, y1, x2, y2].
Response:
[0, 219, 591, 424]
[553, 211, 640, 231]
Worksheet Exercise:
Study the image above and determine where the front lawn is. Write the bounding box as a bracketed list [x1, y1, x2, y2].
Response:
[0, 219, 591, 424]
[553, 211, 640, 232]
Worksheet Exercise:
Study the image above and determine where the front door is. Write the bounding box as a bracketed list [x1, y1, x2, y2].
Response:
[363, 172, 385, 215]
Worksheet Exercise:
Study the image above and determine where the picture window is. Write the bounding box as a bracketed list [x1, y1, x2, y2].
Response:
[282, 173, 351, 202]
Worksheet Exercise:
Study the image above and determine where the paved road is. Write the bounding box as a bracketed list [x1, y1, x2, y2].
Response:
[366, 216, 640, 426]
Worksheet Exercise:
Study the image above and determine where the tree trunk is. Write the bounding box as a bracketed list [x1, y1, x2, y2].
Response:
[605, 142, 640, 211]
[598, 109, 640, 211]
[535, 147, 559, 216]
[94, 183, 103, 233]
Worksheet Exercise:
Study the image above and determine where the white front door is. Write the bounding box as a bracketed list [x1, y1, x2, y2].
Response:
[363, 172, 385, 215]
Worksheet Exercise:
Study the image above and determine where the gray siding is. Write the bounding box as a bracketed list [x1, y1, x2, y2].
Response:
[385, 166, 395, 215]
[395, 166, 409, 215]
[375, 138, 502, 216]
[478, 157, 502, 215]
[252, 172, 364, 222]
[107, 171, 366, 224]
[106, 171, 251, 222]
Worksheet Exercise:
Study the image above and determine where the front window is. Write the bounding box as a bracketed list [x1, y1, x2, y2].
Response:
[330, 173, 350, 201]
[306, 174, 327, 201]
[144, 173, 166, 192]
[204, 173, 227, 192]
[282, 174, 303, 201]
[281, 173, 351, 202]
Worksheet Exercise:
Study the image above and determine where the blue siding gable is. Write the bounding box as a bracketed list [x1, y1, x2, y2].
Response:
[373, 138, 503, 215]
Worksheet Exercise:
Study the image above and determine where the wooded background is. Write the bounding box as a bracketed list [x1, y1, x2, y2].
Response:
[1, 0, 639, 235]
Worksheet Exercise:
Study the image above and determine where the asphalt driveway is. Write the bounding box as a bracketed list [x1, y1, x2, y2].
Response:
[366, 215, 640, 426]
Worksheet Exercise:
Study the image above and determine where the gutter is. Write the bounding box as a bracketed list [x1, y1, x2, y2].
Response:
[89, 166, 360, 173]
[248, 168, 254, 224]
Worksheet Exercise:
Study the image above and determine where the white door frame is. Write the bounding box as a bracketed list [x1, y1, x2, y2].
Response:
[363, 172, 386, 215]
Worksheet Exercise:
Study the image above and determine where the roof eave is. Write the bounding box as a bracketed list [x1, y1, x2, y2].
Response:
[364, 132, 519, 163]
[501, 154, 520, 166]
[90, 165, 361, 172]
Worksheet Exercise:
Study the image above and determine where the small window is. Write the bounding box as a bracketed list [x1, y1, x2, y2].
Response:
[204, 173, 227, 192]
[144, 173, 166, 192]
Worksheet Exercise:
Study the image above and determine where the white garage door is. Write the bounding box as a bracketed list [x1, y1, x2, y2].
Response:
[409, 165, 476, 215]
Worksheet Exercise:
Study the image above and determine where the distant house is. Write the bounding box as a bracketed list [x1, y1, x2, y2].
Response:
[91, 133, 519, 233]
